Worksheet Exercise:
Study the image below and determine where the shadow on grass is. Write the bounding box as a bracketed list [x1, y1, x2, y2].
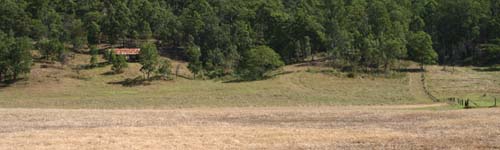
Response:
[37, 62, 65, 70]
[101, 71, 118, 76]
[107, 76, 151, 87]
[0, 78, 26, 89]
[393, 68, 424, 73]
[222, 79, 250, 83]
[473, 67, 500, 72]
[158, 47, 187, 61]
[0, 83, 10, 89]
[223, 71, 294, 83]
[174, 74, 193, 80]
[77, 62, 110, 70]
[294, 58, 329, 67]
[107, 76, 174, 87]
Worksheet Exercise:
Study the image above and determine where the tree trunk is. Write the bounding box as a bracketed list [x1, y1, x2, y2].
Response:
[122, 38, 126, 48]
[13, 72, 17, 81]
[384, 62, 389, 73]
[311, 49, 315, 62]
[176, 65, 180, 79]
[98, 34, 101, 44]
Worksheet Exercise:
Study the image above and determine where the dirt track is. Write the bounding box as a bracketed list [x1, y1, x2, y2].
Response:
[0, 105, 499, 149]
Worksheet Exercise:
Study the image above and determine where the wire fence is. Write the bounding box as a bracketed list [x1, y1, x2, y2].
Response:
[421, 71, 440, 102]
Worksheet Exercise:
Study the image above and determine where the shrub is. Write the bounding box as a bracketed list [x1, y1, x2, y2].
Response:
[37, 40, 65, 62]
[186, 44, 202, 79]
[139, 43, 159, 80]
[157, 59, 172, 79]
[89, 46, 99, 68]
[237, 46, 284, 80]
[111, 55, 128, 74]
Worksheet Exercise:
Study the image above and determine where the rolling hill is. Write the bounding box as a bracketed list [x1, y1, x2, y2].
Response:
[0, 53, 499, 109]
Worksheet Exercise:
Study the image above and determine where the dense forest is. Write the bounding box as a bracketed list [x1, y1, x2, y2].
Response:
[1, 0, 500, 81]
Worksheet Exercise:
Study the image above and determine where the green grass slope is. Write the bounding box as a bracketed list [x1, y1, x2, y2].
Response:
[1, 54, 498, 109]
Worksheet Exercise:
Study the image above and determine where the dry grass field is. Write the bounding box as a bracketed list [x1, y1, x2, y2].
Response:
[0, 105, 499, 149]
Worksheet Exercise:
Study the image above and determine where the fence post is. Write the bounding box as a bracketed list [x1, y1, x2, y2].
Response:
[176, 64, 180, 79]
[495, 97, 497, 107]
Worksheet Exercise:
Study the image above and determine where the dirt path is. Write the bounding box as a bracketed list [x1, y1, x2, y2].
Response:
[0, 106, 498, 149]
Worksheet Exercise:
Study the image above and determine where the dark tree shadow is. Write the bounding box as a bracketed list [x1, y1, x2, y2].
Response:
[0, 83, 10, 89]
[78, 62, 110, 70]
[223, 79, 251, 83]
[101, 71, 119, 76]
[33, 59, 55, 64]
[33, 61, 66, 70]
[294, 58, 330, 67]
[0, 78, 26, 89]
[393, 68, 424, 73]
[107, 77, 151, 87]
[473, 67, 500, 72]
[174, 74, 192, 80]
[158, 47, 187, 61]
[223, 71, 294, 83]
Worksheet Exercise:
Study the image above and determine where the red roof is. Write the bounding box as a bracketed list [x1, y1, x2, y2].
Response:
[112, 48, 141, 55]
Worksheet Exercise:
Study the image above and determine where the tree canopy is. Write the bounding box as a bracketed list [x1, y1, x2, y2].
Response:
[139, 42, 160, 79]
[2, 0, 500, 81]
[0, 32, 32, 82]
[408, 31, 438, 68]
[237, 46, 284, 80]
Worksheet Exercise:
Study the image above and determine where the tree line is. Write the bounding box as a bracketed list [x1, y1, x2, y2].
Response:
[1, 0, 500, 82]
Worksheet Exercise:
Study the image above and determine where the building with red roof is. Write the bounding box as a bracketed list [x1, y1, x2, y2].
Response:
[109, 48, 141, 61]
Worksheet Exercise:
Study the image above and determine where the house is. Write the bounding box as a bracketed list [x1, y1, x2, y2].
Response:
[110, 48, 141, 61]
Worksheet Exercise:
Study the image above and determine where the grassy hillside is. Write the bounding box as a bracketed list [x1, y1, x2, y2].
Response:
[426, 66, 500, 106]
[0, 54, 499, 109]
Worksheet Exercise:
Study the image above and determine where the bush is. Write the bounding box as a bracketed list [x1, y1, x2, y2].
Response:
[157, 59, 172, 79]
[89, 46, 99, 67]
[105, 49, 114, 63]
[237, 46, 284, 80]
[139, 43, 159, 80]
[111, 55, 128, 74]
[0, 34, 32, 82]
[347, 72, 357, 78]
[479, 39, 500, 65]
[37, 40, 65, 62]
[186, 44, 202, 79]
